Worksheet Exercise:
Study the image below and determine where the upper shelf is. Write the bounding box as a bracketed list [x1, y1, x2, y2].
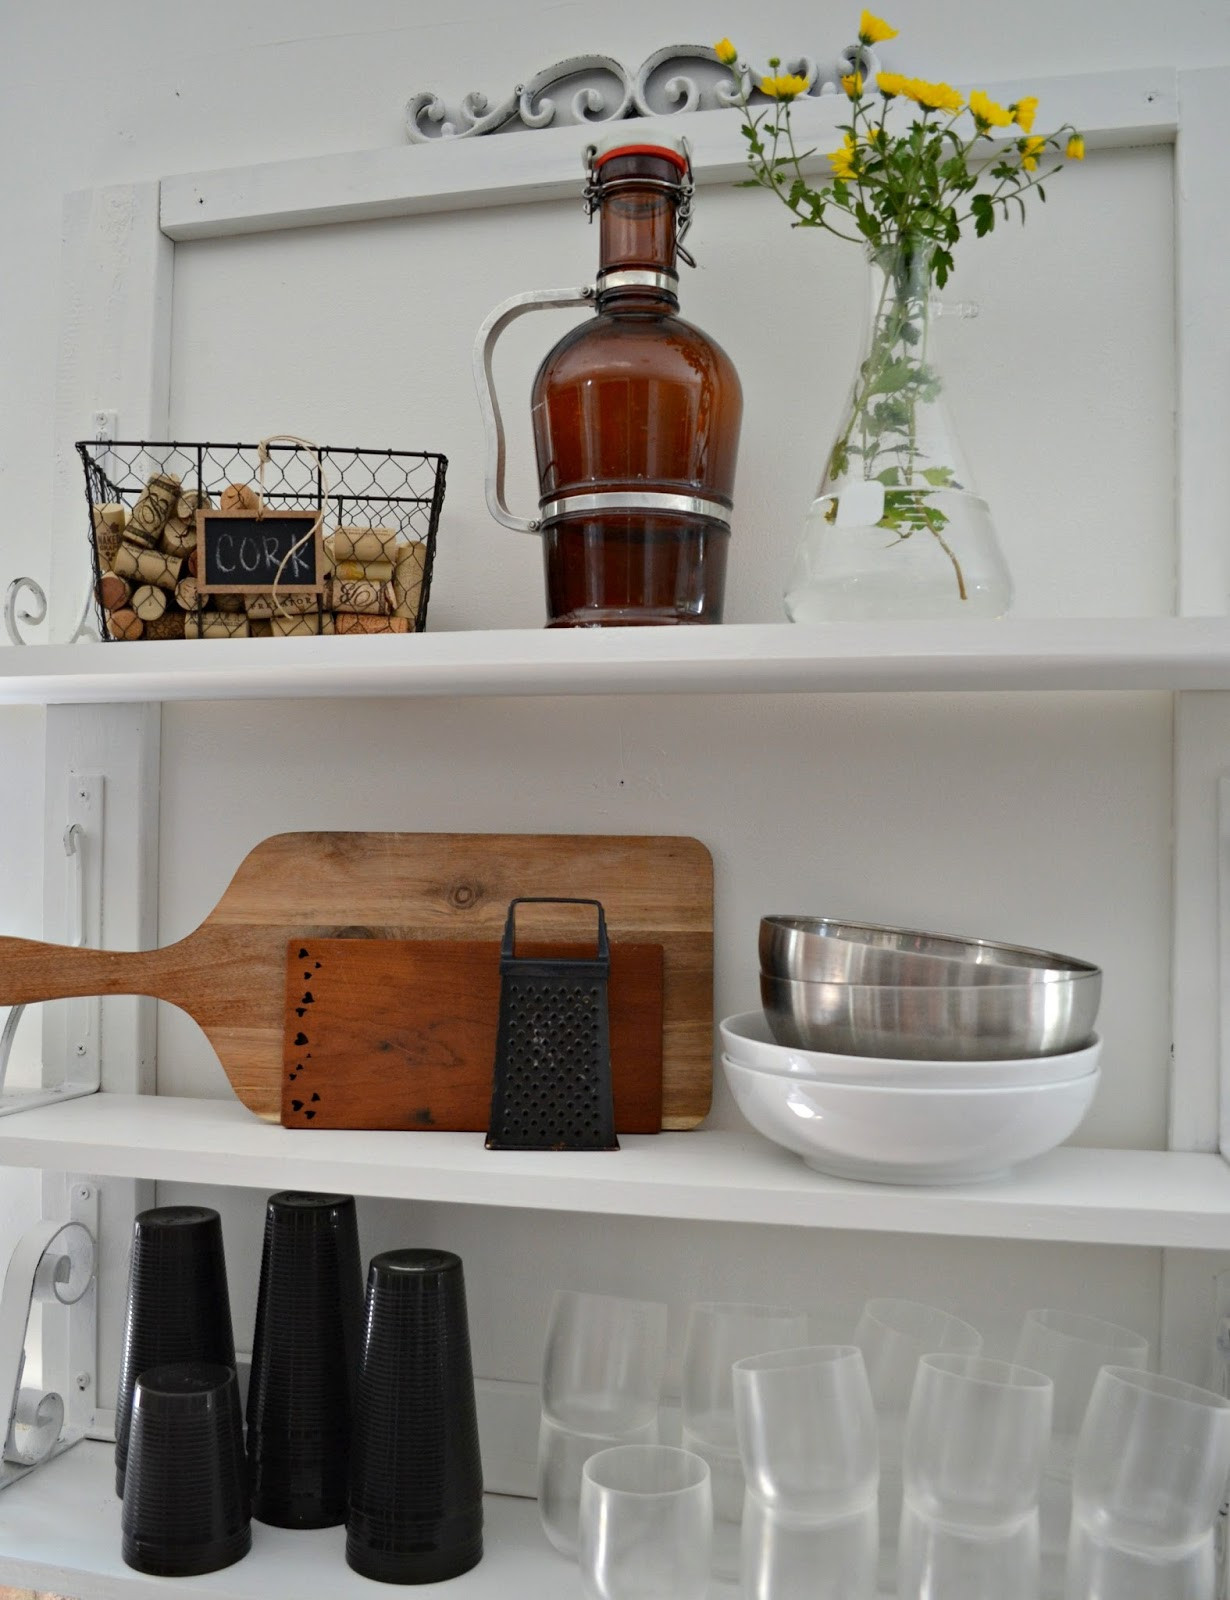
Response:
[5, 618, 1230, 706]
[1, 1092, 1228, 1249]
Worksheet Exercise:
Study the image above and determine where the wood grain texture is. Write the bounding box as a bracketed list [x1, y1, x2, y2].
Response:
[282, 938, 663, 1132]
[0, 832, 713, 1126]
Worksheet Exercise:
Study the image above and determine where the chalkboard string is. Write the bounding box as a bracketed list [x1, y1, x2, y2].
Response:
[257, 434, 330, 619]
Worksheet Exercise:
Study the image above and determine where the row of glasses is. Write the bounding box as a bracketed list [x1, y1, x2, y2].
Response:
[541, 1288, 1230, 1600]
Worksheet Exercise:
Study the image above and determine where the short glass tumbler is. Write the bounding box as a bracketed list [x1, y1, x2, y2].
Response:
[1013, 1308, 1150, 1596]
[537, 1289, 668, 1557]
[681, 1302, 810, 1577]
[1066, 1367, 1230, 1600]
[733, 1345, 879, 1600]
[346, 1248, 484, 1584]
[121, 1363, 250, 1577]
[246, 1191, 363, 1528]
[114, 1205, 236, 1498]
[852, 1297, 982, 1588]
[899, 1354, 1053, 1600]
[579, 1444, 712, 1600]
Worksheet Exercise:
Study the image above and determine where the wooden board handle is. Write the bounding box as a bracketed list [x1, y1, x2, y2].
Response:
[0, 936, 174, 1005]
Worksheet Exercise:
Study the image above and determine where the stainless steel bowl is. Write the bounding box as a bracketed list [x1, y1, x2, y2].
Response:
[760, 916, 1101, 988]
[760, 972, 1101, 1060]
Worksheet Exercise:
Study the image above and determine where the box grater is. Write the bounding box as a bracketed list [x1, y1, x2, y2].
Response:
[485, 898, 618, 1152]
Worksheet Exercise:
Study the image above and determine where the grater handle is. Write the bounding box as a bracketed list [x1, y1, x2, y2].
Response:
[501, 898, 609, 962]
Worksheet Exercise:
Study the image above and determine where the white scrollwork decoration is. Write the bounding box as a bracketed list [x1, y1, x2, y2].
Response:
[406, 42, 883, 142]
[4, 578, 98, 648]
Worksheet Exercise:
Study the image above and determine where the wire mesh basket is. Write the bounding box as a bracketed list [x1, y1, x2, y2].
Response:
[77, 439, 447, 642]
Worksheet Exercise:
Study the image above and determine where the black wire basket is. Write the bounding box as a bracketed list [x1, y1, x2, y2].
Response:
[77, 439, 446, 642]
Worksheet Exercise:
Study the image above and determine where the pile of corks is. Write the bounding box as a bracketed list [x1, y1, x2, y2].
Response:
[93, 472, 426, 640]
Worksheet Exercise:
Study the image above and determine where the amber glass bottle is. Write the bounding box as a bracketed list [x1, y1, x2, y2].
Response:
[530, 138, 742, 626]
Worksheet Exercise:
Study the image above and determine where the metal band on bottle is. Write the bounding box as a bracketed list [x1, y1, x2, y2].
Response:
[596, 268, 680, 295]
[539, 489, 732, 526]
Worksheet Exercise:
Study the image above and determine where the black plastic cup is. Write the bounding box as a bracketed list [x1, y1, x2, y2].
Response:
[246, 1190, 363, 1528]
[346, 1248, 484, 1584]
[114, 1205, 236, 1498]
[121, 1362, 251, 1576]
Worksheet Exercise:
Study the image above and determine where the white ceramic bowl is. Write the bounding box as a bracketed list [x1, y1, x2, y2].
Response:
[721, 1055, 1100, 1185]
[720, 1012, 1102, 1089]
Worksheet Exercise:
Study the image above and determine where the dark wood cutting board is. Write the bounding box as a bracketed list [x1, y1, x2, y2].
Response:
[0, 832, 713, 1127]
[282, 938, 664, 1132]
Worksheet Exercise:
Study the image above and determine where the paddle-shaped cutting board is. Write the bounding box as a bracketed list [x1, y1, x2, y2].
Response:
[283, 938, 664, 1132]
[0, 832, 713, 1127]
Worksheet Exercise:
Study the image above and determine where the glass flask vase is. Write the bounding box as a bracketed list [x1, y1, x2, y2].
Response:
[785, 238, 1012, 622]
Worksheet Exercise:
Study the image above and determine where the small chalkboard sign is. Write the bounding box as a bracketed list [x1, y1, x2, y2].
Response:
[196, 509, 324, 595]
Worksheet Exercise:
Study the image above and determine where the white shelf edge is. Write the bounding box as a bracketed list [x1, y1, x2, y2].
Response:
[157, 67, 1176, 242]
[0, 1093, 1226, 1250]
[6, 618, 1230, 706]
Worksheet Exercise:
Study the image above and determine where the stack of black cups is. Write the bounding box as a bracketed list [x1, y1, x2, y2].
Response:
[347, 1248, 485, 1583]
[246, 1191, 363, 1528]
[115, 1206, 248, 1576]
[114, 1198, 484, 1584]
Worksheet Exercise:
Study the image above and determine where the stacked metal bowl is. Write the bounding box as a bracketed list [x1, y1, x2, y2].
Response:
[720, 918, 1103, 1185]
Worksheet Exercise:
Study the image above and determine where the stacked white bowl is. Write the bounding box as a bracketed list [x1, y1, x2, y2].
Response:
[719, 918, 1103, 1185]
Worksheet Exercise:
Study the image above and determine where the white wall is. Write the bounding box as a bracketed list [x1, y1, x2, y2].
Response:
[0, 0, 1224, 1416]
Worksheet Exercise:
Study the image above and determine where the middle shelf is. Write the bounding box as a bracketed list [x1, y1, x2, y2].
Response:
[0, 1092, 1225, 1249]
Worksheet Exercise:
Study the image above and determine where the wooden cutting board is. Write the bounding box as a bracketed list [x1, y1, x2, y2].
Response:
[0, 832, 713, 1128]
[283, 938, 664, 1132]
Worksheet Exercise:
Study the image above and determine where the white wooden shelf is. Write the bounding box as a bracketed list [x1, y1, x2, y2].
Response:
[0, 1440, 614, 1600]
[0, 1093, 1226, 1249]
[5, 618, 1230, 706]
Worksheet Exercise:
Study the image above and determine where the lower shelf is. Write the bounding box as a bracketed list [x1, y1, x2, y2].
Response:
[0, 1440, 613, 1599]
[0, 1093, 1227, 1247]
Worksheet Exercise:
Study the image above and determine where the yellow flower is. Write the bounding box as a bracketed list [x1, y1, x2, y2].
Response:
[968, 89, 1012, 129]
[859, 10, 898, 43]
[1020, 134, 1046, 170]
[828, 134, 860, 180]
[875, 70, 910, 98]
[761, 71, 809, 99]
[713, 38, 738, 66]
[1012, 95, 1039, 132]
[907, 77, 964, 114]
[841, 70, 864, 98]
[1066, 133, 1085, 160]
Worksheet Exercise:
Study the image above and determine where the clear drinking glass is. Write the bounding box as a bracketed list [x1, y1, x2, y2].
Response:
[852, 1297, 982, 1587]
[537, 1290, 668, 1557]
[899, 1354, 1053, 1600]
[681, 1301, 809, 1576]
[733, 1345, 878, 1600]
[578, 1444, 712, 1600]
[1013, 1309, 1150, 1597]
[1066, 1367, 1230, 1600]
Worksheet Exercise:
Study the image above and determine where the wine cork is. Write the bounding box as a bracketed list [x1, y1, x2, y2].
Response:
[334, 613, 411, 635]
[145, 609, 186, 640]
[249, 618, 274, 638]
[220, 482, 261, 513]
[125, 473, 181, 547]
[97, 572, 130, 612]
[186, 612, 250, 639]
[333, 525, 399, 564]
[331, 579, 393, 616]
[106, 609, 143, 641]
[213, 593, 246, 613]
[176, 490, 213, 518]
[97, 502, 129, 531]
[244, 592, 276, 619]
[174, 575, 204, 612]
[92, 505, 126, 568]
[130, 584, 169, 623]
[112, 542, 183, 590]
[160, 514, 197, 556]
[270, 611, 335, 636]
[187, 549, 199, 578]
[271, 591, 319, 615]
[393, 540, 426, 622]
[334, 558, 395, 583]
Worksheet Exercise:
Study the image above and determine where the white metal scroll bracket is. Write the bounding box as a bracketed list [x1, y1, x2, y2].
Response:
[0, 1208, 96, 1489]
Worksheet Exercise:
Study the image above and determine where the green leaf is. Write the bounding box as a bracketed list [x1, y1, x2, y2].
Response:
[876, 467, 901, 486]
[921, 465, 954, 487]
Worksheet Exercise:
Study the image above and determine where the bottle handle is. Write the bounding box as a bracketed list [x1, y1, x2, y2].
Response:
[472, 286, 595, 534]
